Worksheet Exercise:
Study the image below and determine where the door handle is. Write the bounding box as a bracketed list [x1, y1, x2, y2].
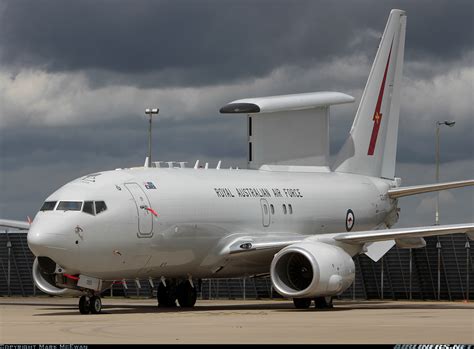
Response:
[140, 205, 158, 217]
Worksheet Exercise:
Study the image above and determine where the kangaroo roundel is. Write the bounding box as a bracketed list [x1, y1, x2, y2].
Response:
[346, 209, 355, 232]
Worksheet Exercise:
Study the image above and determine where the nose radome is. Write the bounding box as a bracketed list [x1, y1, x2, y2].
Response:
[27, 220, 70, 258]
[27, 224, 48, 257]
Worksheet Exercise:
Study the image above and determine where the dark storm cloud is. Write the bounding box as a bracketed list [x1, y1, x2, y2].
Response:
[0, 115, 246, 171]
[1, 0, 473, 87]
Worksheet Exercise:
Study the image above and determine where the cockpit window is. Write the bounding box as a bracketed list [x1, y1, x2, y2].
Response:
[57, 201, 82, 211]
[40, 201, 57, 211]
[95, 201, 107, 214]
[83, 201, 95, 215]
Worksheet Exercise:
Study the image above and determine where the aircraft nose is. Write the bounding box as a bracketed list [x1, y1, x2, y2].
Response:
[27, 220, 71, 258]
[27, 227, 48, 256]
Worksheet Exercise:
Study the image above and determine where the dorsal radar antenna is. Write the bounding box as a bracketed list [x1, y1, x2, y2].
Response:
[194, 160, 200, 169]
[216, 160, 222, 170]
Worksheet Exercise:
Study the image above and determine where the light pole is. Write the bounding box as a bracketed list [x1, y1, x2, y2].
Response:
[145, 108, 159, 167]
[7, 239, 12, 297]
[465, 241, 470, 302]
[435, 120, 455, 301]
[435, 120, 455, 225]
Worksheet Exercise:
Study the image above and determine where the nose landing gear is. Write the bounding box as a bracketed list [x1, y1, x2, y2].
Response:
[78, 295, 102, 314]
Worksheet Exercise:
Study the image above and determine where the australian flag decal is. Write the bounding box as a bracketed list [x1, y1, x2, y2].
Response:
[144, 181, 157, 189]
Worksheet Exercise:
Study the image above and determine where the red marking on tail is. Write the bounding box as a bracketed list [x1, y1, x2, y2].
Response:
[368, 40, 393, 156]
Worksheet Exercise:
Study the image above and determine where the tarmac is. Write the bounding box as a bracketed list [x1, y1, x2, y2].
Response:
[1, 297, 473, 344]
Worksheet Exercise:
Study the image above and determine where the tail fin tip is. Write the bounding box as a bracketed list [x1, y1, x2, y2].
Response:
[334, 9, 406, 179]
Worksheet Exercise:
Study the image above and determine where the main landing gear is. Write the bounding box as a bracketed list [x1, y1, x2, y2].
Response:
[157, 279, 197, 308]
[292, 296, 334, 310]
[79, 295, 102, 314]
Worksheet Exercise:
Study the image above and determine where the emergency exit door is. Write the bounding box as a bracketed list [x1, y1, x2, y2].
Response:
[260, 199, 270, 227]
[125, 183, 153, 237]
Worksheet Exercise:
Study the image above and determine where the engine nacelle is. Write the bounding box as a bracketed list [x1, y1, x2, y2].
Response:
[270, 241, 355, 298]
[32, 257, 82, 296]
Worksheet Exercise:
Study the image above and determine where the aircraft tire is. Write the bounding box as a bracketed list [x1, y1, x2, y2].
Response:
[177, 281, 197, 308]
[293, 298, 312, 309]
[90, 296, 102, 314]
[314, 296, 333, 309]
[157, 282, 177, 307]
[79, 295, 90, 314]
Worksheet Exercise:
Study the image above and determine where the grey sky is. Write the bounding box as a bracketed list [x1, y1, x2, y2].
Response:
[0, 0, 473, 226]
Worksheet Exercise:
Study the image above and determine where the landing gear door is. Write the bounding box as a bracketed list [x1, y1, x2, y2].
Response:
[260, 199, 270, 227]
[125, 183, 153, 238]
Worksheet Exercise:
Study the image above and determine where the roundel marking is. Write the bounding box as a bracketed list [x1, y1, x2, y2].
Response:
[346, 209, 355, 232]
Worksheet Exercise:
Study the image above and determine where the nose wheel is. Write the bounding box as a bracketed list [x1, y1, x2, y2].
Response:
[78, 295, 102, 314]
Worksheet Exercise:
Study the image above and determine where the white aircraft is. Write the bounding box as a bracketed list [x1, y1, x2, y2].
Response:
[2, 9, 473, 314]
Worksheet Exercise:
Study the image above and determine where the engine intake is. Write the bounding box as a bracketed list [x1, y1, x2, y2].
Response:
[32, 257, 82, 296]
[270, 241, 355, 298]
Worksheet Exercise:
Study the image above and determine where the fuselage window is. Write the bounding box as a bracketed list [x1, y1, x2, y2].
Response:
[57, 201, 82, 211]
[288, 204, 293, 214]
[95, 201, 107, 214]
[83, 201, 95, 215]
[40, 201, 57, 211]
[283, 204, 287, 214]
[248, 142, 252, 162]
[270, 204, 275, 215]
[264, 204, 268, 215]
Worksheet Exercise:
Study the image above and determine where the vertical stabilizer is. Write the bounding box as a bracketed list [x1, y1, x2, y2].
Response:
[334, 9, 406, 179]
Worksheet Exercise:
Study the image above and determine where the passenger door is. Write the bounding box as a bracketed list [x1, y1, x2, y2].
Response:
[125, 183, 153, 237]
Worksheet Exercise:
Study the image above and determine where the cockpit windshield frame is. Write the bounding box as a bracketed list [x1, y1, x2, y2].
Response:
[40, 201, 57, 211]
[57, 201, 83, 211]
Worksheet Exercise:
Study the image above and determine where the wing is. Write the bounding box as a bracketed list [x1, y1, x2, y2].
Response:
[334, 223, 474, 244]
[213, 223, 473, 276]
[388, 179, 474, 199]
[0, 219, 30, 230]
